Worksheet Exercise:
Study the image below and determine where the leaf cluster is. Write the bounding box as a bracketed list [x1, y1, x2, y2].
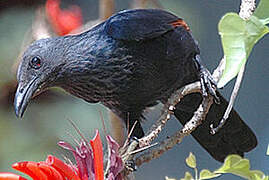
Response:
[166, 153, 268, 180]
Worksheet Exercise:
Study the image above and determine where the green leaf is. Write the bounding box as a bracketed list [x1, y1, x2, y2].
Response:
[254, 0, 269, 23]
[214, 155, 268, 180]
[185, 152, 196, 169]
[214, 155, 250, 179]
[249, 170, 268, 180]
[217, 13, 269, 88]
[199, 169, 221, 179]
[180, 171, 193, 180]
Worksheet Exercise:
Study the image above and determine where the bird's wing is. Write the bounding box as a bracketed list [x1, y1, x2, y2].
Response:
[104, 9, 190, 41]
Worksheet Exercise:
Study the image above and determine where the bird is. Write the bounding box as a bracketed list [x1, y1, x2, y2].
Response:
[14, 9, 257, 162]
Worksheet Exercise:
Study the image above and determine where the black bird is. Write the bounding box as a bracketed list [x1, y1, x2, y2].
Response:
[14, 9, 257, 162]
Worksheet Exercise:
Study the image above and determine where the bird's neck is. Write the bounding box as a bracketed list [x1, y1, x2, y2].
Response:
[54, 30, 125, 103]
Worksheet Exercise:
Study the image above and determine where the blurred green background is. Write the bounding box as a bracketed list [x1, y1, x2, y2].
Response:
[0, 0, 268, 179]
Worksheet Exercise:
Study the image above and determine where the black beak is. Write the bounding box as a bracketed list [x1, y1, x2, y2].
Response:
[14, 78, 38, 118]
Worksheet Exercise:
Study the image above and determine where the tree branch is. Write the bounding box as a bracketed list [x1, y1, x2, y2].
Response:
[239, 0, 256, 20]
[136, 96, 213, 166]
[139, 82, 201, 147]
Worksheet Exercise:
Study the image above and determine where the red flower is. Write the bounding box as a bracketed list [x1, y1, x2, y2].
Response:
[90, 132, 104, 180]
[45, 0, 83, 36]
[0, 173, 27, 180]
[0, 157, 78, 180]
[0, 130, 123, 180]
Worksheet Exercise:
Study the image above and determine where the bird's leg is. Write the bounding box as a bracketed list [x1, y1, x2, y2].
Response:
[121, 136, 139, 173]
[118, 112, 144, 172]
[194, 55, 220, 103]
[123, 111, 145, 139]
[128, 120, 145, 139]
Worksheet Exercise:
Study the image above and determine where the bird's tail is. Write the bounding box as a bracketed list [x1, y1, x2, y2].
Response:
[174, 92, 257, 162]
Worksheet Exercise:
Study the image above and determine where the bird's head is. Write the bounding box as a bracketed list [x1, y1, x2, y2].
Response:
[14, 37, 65, 118]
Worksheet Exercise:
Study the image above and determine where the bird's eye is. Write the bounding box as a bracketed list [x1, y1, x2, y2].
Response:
[30, 56, 42, 69]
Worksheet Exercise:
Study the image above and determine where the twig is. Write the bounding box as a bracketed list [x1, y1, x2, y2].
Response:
[212, 57, 226, 83]
[211, 0, 256, 133]
[122, 82, 205, 175]
[139, 82, 201, 147]
[120, 79, 202, 177]
[211, 64, 246, 134]
[239, 0, 256, 20]
[135, 96, 213, 166]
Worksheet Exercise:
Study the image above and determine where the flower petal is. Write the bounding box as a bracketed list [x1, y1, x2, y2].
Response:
[58, 141, 86, 178]
[90, 130, 104, 180]
[46, 155, 81, 180]
[58, 139, 95, 179]
[38, 162, 64, 180]
[0, 172, 28, 180]
[106, 135, 123, 179]
[12, 162, 48, 180]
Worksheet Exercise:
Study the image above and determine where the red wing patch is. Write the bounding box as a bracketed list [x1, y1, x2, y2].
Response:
[170, 19, 190, 31]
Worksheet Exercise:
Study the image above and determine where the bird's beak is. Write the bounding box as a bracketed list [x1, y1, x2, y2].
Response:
[14, 78, 38, 118]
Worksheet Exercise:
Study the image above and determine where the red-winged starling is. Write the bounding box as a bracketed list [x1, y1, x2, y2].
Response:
[14, 9, 257, 162]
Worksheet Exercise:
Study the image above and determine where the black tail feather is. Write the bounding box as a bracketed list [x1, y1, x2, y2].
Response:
[174, 92, 257, 162]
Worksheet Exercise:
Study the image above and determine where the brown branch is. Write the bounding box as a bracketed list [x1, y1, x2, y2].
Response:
[120, 82, 206, 177]
[139, 82, 201, 147]
[136, 96, 213, 166]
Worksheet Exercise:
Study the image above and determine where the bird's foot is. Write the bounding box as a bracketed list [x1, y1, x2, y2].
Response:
[199, 67, 220, 103]
[120, 137, 139, 172]
[210, 118, 226, 135]
[125, 159, 137, 172]
[194, 55, 220, 103]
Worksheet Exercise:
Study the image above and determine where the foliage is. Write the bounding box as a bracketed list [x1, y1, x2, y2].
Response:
[215, 155, 268, 180]
[180, 152, 220, 180]
[168, 153, 268, 180]
[217, 0, 269, 88]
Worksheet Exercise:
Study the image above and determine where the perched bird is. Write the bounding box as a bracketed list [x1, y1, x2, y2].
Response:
[14, 9, 257, 162]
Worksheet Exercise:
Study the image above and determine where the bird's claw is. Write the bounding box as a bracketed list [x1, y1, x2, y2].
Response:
[125, 159, 137, 172]
[210, 117, 227, 135]
[121, 137, 139, 172]
[199, 67, 220, 104]
[194, 55, 219, 103]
